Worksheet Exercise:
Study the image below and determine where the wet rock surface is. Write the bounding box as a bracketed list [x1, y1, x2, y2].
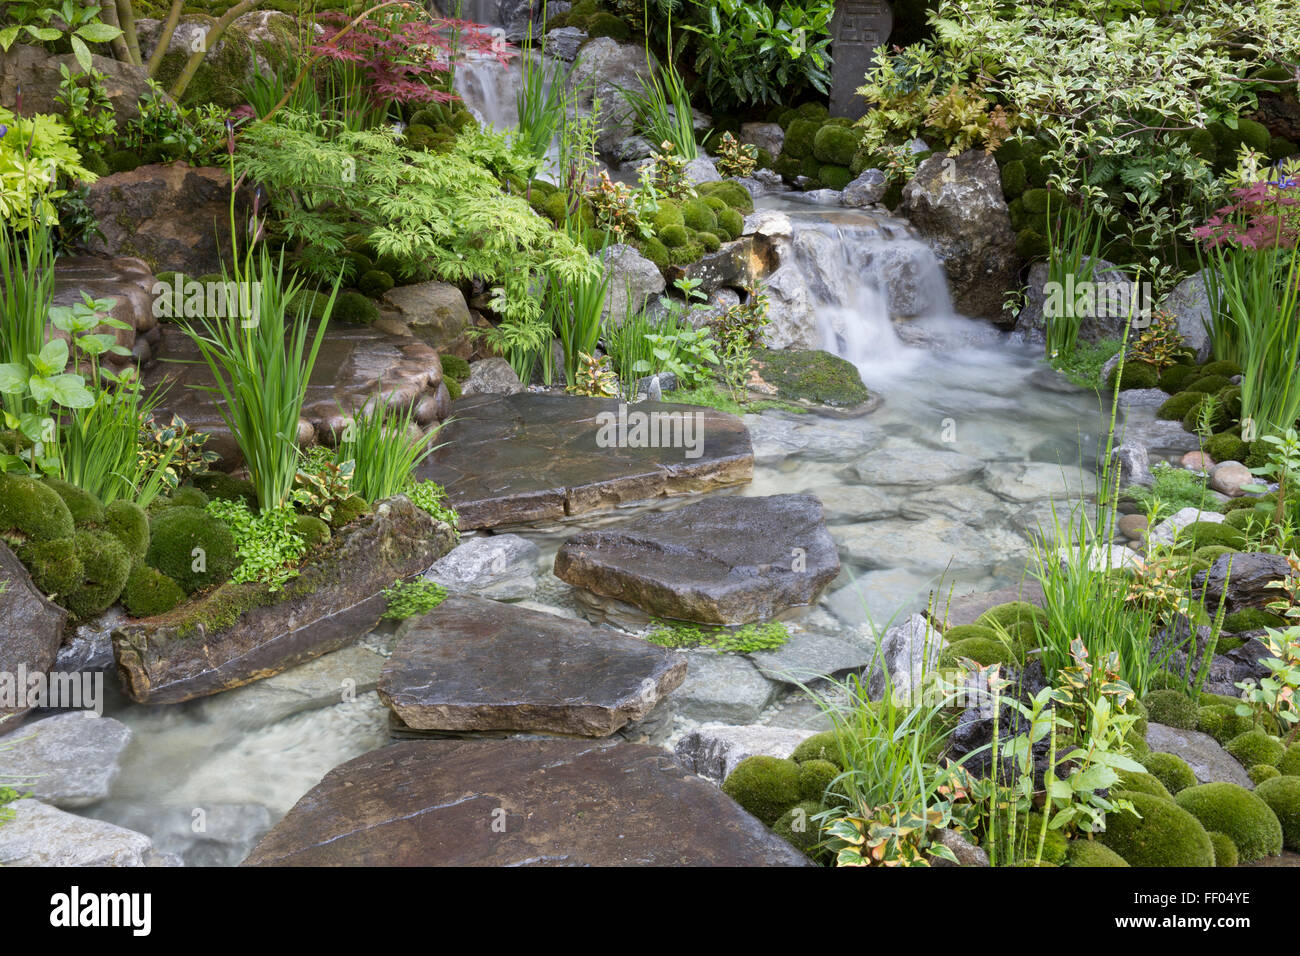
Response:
[0, 799, 157, 867]
[377, 595, 686, 737]
[242, 738, 812, 866]
[1146, 722, 1255, 789]
[554, 494, 840, 624]
[0, 712, 131, 808]
[0, 541, 67, 730]
[417, 393, 753, 529]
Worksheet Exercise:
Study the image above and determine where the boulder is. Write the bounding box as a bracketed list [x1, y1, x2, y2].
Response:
[86, 164, 246, 276]
[111, 497, 457, 704]
[1112, 440, 1153, 488]
[243, 738, 812, 866]
[683, 156, 722, 185]
[423, 533, 540, 600]
[544, 26, 587, 61]
[671, 650, 780, 722]
[0, 712, 131, 808]
[1160, 268, 1217, 362]
[0, 541, 67, 730]
[841, 168, 888, 207]
[1146, 723, 1255, 789]
[898, 150, 1019, 323]
[1209, 461, 1252, 497]
[600, 243, 665, 323]
[554, 494, 841, 625]
[868, 613, 946, 704]
[567, 38, 654, 157]
[52, 257, 159, 372]
[1197, 552, 1295, 614]
[377, 595, 686, 736]
[1013, 258, 1142, 348]
[674, 723, 811, 784]
[460, 357, 524, 397]
[666, 237, 758, 296]
[0, 45, 152, 120]
[1147, 506, 1225, 547]
[739, 122, 784, 157]
[380, 281, 473, 355]
[0, 799, 156, 866]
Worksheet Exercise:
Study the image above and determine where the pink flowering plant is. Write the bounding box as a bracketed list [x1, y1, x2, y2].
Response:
[1193, 159, 1300, 438]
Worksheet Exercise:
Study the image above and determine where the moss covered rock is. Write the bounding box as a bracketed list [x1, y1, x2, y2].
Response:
[1143, 689, 1200, 730]
[64, 529, 131, 621]
[1249, 764, 1282, 785]
[294, 514, 332, 549]
[1279, 743, 1300, 777]
[1225, 728, 1285, 768]
[721, 755, 803, 826]
[1254, 775, 1300, 851]
[1222, 607, 1286, 632]
[1197, 703, 1256, 744]
[0, 473, 76, 546]
[42, 478, 104, 527]
[798, 758, 838, 801]
[1066, 839, 1129, 867]
[791, 730, 842, 767]
[145, 505, 237, 594]
[1108, 362, 1160, 391]
[121, 564, 188, 618]
[1156, 390, 1205, 421]
[772, 799, 824, 858]
[1208, 830, 1238, 867]
[1115, 770, 1172, 800]
[751, 348, 869, 406]
[102, 499, 150, 563]
[17, 537, 84, 598]
[1097, 791, 1215, 866]
[942, 636, 1017, 666]
[1140, 751, 1197, 795]
[1174, 782, 1282, 863]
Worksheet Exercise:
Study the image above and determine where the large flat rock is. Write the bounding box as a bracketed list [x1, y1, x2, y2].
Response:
[377, 595, 685, 737]
[146, 323, 449, 467]
[416, 393, 753, 529]
[554, 494, 839, 625]
[242, 738, 812, 866]
[0, 541, 67, 731]
[1146, 722, 1254, 789]
[112, 497, 456, 705]
[0, 712, 131, 807]
[0, 799, 155, 867]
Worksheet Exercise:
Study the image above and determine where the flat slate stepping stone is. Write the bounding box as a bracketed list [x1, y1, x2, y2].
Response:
[416, 393, 753, 529]
[241, 738, 812, 866]
[554, 494, 840, 625]
[0, 712, 131, 808]
[673, 650, 780, 723]
[377, 595, 686, 737]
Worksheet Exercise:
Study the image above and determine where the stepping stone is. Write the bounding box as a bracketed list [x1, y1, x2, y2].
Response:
[674, 723, 812, 784]
[0, 541, 67, 729]
[673, 650, 780, 723]
[0, 800, 155, 867]
[416, 393, 753, 529]
[846, 438, 985, 487]
[422, 533, 540, 600]
[145, 323, 450, 467]
[377, 595, 686, 737]
[746, 629, 875, 685]
[983, 461, 1098, 502]
[554, 494, 840, 625]
[241, 739, 812, 866]
[0, 712, 131, 808]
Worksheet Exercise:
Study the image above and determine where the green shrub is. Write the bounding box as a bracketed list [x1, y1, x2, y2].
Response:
[791, 730, 842, 767]
[798, 758, 838, 801]
[1254, 775, 1300, 851]
[1140, 752, 1197, 795]
[772, 799, 824, 858]
[0, 474, 76, 545]
[1249, 764, 1282, 785]
[145, 505, 237, 594]
[1225, 728, 1285, 768]
[1142, 689, 1199, 730]
[42, 478, 104, 527]
[1174, 782, 1282, 862]
[1115, 770, 1172, 800]
[103, 500, 150, 562]
[1097, 791, 1215, 866]
[1279, 743, 1300, 777]
[17, 538, 83, 597]
[1208, 831, 1238, 867]
[64, 529, 131, 620]
[1156, 390, 1204, 421]
[121, 564, 187, 618]
[1066, 840, 1129, 867]
[721, 755, 803, 826]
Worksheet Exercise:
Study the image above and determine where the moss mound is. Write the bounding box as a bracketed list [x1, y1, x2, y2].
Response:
[103, 500, 150, 562]
[772, 799, 824, 858]
[1108, 361, 1159, 391]
[440, 354, 471, 383]
[797, 758, 838, 801]
[17, 537, 84, 597]
[791, 730, 842, 767]
[1197, 703, 1257, 744]
[65, 529, 131, 621]
[1225, 728, 1285, 768]
[695, 180, 753, 213]
[294, 514, 332, 549]
[974, 601, 1046, 632]
[121, 564, 188, 618]
[752, 348, 869, 406]
[942, 636, 1018, 666]
[1156, 390, 1204, 421]
[1115, 770, 1172, 800]
[1097, 791, 1215, 866]
[1222, 607, 1285, 632]
[1142, 689, 1199, 730]
[1139, 751, 1197, 795]
[812, 125, 859, 166]
[170, 486, 210, 510]
[333, 290, 380, 325]
[942, 623, 999, 643]
[1254, 775, 1300, 851]
[191, 472, 258, 508]
[1159, 363, 1199, 393]
[1179, 521, 1246, 551]
[1279, 743, 1300, 777]
[1208, 831, 1239, 867]
[145, 505, 237, 594]
[0, 473, 75, 545]
[1066, 839, 1129, 867]
[1173, 782, 1283, 863]
[42, 478, 104, 527]
[1249, 764, 1282, 785]
[721, 755, 803, 827]
[1204, 431, 1249, 464]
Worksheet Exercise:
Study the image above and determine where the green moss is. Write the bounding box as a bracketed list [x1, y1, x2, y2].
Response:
[121, 564, 187, 618]
[1156, 390, 1204, 421]
[293, 514, 332, 549]
[191, 472, 258, 508]
[1223, 607, 1286, 632]
[1097, 791, 1215, 866]
[1015, 227, 1050, 260]
[791, 730, 842, 767]
[751, 348, 869, 406]
[667, 240, 704, 265]
[974, 601, 1047, 634]
[782, 118, 820, 159]
[818, 164, 854, 191]
[444, 377, 461, 400]
[1159, 363, 1199, 392]
[145, 505, 237, 594]
[681, 199, 718, 233]
[651, 201, 684, 232]
[358, 269, 395, 298]
[439, 354, 471, 383]
[1066, 839, 1129, 867]
[1280, 743, 1300, 777]
[1178, 521, 1246, 551]
[772, 799, 825, 858]
[1203, 432, 1248, 466]
[328, 494, 370, 531]
[942, 623, 999, 643]
[1208, 831, 1239, 867]
[798, 758, 838, 801]
[1185, 373, 1231, 394]
[1254, 775, 1300, 851]
[942, 636, 1018, 666]
[1140, 752, 1197, 795]
[1018, 812, 1068, 865]
[0, 473, 76, 546]
[715, 207, 744, 242]
[696, 180, 754, 213]
[585, 10, 629, 39]
[64, 529, 131, 621]
[1249, 764, 1282, 785]
[773, 155, 801, 182]
[1021, 187, 1063, 215]
[697, 231, 722, 253]
[1174, 782, 1283, 862]
[1193, 545, 1236, 565]
[333, 290, 380, 325]
[104, 149, 142, 173]
[1000, 159, 1027, 198]
[812, 125, 859, 166]
[1108, 361, 1160, 391]
[1197, 703, 1254, 743]
[721, 755, 803, 826]
[42, 478, 104, 527]
[103, 500, 149, 562]
[170, 486, 210, 510]
[659, 224, 689, 249]
[17, 537, 83, 597]
[1116, 770, 1173, 800]
[1225, 728, 1286, 768]
[1201, 359, 1242, 378]
[1143, 689, 1200, 730]
[638, 236, 669, 269]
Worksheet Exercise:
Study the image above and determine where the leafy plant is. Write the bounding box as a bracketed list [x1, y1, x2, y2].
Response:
[643, 619, 790, 653]
[292, 445, 354, 524]
[205, 497, 308, 591]
[1127, 307, 1182, 372]
[54, 64, 116, 162]
[621, 17, 699, 160]
[381, 578, 447, 620]
[713, 131, 757, 179]
[566, 350, 619, 397]
[1243, 429, 1300, 545]
[0, 109, 96, 229]
[405, 478, 459, 531]
[1124, 461, 1216, 523]
[336, 402, 441, 503]
[0, 0, 122, 72]
[514, 6, 569, 161]
[546, 260, 611, 386]
[138, 415, 220, 494]
[1042, 194, 1105, 361]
